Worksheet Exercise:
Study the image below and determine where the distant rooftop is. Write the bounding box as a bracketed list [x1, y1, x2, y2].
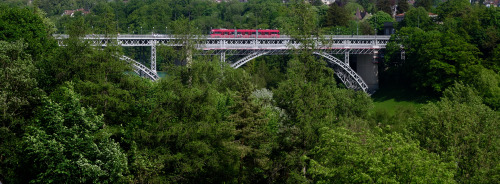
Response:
[62, 8, 90, 17]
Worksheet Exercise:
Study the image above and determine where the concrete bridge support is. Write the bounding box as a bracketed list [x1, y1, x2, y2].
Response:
[356, 54, 379, 92]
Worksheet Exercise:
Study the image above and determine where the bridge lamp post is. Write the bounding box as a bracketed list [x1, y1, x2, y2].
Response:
[166, 27, 167, 34]
[128, 27, 129, 34]
[152, 27, 154, 34]
[141, 27, 142, 34]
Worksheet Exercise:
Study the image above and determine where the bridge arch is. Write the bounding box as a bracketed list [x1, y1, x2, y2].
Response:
[119, 55, 160, 81]
[230, 51, 269, 68]
[313, 52, 368, 92]
[229, 51, 368, 92]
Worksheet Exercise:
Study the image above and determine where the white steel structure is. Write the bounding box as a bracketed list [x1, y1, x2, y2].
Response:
[54, 34, 391, 92]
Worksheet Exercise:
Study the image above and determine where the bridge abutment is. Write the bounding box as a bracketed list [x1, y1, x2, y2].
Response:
[356, 54, 379, 92]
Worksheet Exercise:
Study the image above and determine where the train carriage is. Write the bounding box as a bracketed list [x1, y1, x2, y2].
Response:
[211, 29, 280, 38]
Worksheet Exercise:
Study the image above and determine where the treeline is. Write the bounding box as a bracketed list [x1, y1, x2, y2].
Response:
[4, 0, 417, 35]
[1, 1, 500, 183]
[385, 1, 500, 106]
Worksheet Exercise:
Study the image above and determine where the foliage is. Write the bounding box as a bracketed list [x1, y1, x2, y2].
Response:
[462, 66, 500, 110]
[325, 3, 351, 27]
[309, 127, 456, 183]
[414, 0, 432, 11]
[272, 48, 372, 182]
[0, 5, 56, 61]
[386, 27, 480, 94]
[409, 83, 500, 183]
[345, 2, 364, 15]
[397, 0, 409, 14]
[0, 40, 42, 126]
[358, 0, 376, 13]
[1, 1, 500, 183]
[398, 7, 434, 31]
[0, 40, 44, 183]
[435, 0, 471, 21]
[22, 83, 128, 183]
[376, 0, 394, 15]
[368, 11, 394, 34]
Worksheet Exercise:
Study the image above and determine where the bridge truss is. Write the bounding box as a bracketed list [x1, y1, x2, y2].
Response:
[55, 34, 389, 92]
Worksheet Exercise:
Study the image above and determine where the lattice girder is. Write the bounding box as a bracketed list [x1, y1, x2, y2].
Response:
[313, 52, 368, 92]
[119, 55, 159, 81]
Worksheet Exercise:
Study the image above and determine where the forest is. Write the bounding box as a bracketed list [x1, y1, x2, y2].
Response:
[1, 0, 500, 183]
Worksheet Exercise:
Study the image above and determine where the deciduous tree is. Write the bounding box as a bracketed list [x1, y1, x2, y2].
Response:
[22, 83, 128, 183]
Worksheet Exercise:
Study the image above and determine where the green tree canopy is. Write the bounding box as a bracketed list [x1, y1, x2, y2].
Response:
[414, 0, 432, 11]
[309, 127, 456, 183]
[325, 3, 351, 27]
[398, 7, 434, 31]
[386, 27, 480, 94]
[409, 83, 500, 183]
[368, 11, 394, 34]
[0, 5, 56, 61]
[22, 83, 128, 183]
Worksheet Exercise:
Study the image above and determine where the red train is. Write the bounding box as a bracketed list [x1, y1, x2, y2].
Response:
[210, 29, 280, 38]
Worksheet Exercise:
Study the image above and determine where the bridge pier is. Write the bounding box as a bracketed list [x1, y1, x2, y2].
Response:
[345, 51, 349, 64]
[356, 54, 379, 92]
[151, 42, 156, 72]
[220, 52, 225, 63]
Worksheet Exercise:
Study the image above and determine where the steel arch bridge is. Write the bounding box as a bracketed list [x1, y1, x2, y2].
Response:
[54, 34, 390, 93]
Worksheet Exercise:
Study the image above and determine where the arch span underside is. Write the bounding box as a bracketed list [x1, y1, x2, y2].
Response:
[119, 51, 369, 93]
[230, 51, 269, 68]
[229, 51, 368, 93]
[312, 52, 368, 92]
[119, 55, 160, 81]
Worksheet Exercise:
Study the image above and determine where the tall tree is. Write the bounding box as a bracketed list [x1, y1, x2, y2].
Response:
[385, 27, 480, 94]
[368, 11, 394, 34]
[309, 127, 456, 183]
[22, 83, 128, 183]
[0, 5, 56, 61]
[409, 83, 500, 183]
[397, 0, 409, 14]
[0, 40, 44, 184]
[325, 3, 350, 27]
[414, 0, 432, 11]
[398, 7, 434, 30]
[376, 0, 394, 15]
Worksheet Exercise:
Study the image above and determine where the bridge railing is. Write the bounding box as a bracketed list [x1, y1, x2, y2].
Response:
[53, 34, 390, 40]
[53, 34, 391, 50]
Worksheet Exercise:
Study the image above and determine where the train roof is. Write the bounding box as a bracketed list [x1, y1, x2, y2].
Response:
[211, 29, 279, 32]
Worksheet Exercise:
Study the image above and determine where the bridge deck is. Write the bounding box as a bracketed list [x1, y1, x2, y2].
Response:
[54, 34, 391, 51]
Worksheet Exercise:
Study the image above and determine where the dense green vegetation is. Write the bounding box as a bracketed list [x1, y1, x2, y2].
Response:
[1, 0, 499, 183]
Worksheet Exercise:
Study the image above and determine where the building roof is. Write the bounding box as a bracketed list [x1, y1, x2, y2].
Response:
[62, 8, 90, 16]
[355, 8, 368, 20]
